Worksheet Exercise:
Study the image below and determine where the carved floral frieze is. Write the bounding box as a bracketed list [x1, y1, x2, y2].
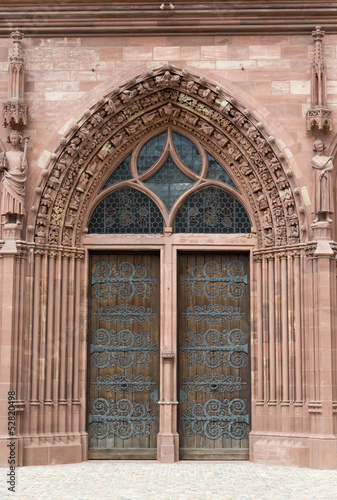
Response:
[31, 66, 304, 249]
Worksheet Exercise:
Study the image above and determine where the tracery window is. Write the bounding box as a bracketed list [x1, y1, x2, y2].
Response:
[88, 128, 251, 234]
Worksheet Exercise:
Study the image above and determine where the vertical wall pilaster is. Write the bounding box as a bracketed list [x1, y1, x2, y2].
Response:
[280, 254, 289, 403]
[267, 254, 276, 404]
[0, 242, 27, 466]
[11, 246, 87, 465]
[293, 251, 303, 404]
[307, 242, 337, 468]
[250, 246, 307, 466]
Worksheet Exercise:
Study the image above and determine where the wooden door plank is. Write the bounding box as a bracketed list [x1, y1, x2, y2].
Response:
[88, 251, 160, 459]
[178, 251, 250, 460]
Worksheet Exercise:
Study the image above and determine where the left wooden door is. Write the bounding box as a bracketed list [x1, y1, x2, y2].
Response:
[88, 252, 160, 459]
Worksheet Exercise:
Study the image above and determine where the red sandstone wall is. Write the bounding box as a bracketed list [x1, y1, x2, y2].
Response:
[0, 34, 333, 235]
[1, 30, 337, 468]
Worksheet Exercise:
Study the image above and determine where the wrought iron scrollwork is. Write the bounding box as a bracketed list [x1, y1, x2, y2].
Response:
[92, 261, 158, 300]
[182, 373, 247, 394]
[94, 304, 156, 325]
[92, 373, 156, 393]
[90, 328, 157, 369]
[180, 328, 248, 369]
[89, 398, 157, 440]
[181, 260, 247, 299]
[182, 304, 245, 325]
[181, 398, 249, 440]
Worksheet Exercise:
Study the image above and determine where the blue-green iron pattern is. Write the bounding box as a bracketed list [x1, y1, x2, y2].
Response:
[92, 373, 156, 394]
[181, 373, 247, 394]
[181, 260, 247, 299]
[182, 303, 245, 325]
[90, 328, 157, 369]
[89, 398, 157, 440]
[180, 328, 248, 369]
[94, 304, 156, 325]
[92, 261, 158, 300]
[181, 398, 249, 440]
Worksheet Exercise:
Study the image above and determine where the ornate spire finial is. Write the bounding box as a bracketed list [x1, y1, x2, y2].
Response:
[2, 29, 28, 129]
[9, 29, 24, 63]
[306, 25, 332, 132]
[312, 25, 325, 40]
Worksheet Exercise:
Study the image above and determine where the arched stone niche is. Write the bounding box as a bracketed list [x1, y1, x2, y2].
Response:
[29, 66, 306, 249]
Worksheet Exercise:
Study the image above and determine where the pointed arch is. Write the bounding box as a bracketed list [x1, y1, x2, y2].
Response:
[30, 65, 306, 249]
[173, 185, 251, 234]
[88, 186, 164, 235]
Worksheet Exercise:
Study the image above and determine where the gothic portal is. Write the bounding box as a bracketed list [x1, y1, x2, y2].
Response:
[0, 17, 337, 470]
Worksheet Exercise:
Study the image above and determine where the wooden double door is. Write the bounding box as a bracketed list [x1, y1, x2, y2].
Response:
[88, 251, 250, 460]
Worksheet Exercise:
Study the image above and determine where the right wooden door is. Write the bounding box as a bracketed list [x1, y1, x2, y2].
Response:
[177, 252, 250, 460]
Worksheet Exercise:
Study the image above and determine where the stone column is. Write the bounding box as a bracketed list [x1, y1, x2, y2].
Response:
[0, 234, 25, 466]
[307, 235, 337, 469]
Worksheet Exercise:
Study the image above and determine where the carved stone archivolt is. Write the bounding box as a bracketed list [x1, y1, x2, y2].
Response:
[31, 66, 303, 249]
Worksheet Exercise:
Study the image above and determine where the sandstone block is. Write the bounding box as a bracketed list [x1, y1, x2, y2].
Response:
[290, 80, 310, 95]
[249, 46, 281, 60]
[153, 47, 180, 60]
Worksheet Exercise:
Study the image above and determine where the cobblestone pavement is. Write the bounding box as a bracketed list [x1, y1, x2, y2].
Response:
[1, 460, 337, 499]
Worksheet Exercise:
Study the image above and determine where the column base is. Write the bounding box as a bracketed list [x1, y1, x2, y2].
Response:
[309, 436, 337, 469]
[157, 433, 179, 463]
[250, 431, 337, 469]
[0, 433, 88, 466]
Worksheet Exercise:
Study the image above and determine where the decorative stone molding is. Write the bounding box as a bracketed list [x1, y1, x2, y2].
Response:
[30, 66, 304, 249]
[161, 350, 175, 362]
[2, 30, 28, 130]
[2, 222, 22, 241]
[305, 242, 318, 258]
[3, 3, 337, 37]
[306, 26, 332, 133]
[308, 401, 323, 414]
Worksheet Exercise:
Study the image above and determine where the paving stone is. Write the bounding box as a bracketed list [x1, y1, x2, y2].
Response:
[1, 461, 337, 499]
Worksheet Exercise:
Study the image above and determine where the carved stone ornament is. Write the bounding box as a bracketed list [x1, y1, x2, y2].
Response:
[0, 130, 29, 226]
[2, 30, 28, 129]
[306, 26, 332, 133]
[31, 66, 303, 249]
[311, 139, 334, 223]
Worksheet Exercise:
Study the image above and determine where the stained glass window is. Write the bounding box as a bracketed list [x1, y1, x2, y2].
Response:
[102, 155, 131, 190]
[207, 154, 237, 189]
[137, 133, 166, 174]
[174, 187, 251, 234]
[88, 188, 164, 234]
[144, 155, 193, 209]
[91, 129, 251, 235]
[173, 133, 202, 174]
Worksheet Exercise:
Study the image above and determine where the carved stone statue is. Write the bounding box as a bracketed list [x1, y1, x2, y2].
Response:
[0, 130, 28, 224]
[311, 139, 334, 222]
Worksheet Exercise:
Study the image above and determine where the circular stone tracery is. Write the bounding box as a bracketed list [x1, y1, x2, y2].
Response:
[32, 66, 302, 248]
